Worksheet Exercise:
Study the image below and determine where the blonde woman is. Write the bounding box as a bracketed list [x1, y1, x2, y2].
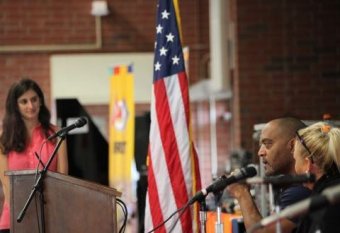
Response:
[294, 121, 340, 233]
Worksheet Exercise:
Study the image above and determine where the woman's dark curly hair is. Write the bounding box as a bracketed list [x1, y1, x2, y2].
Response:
[0, 79, 52, 154]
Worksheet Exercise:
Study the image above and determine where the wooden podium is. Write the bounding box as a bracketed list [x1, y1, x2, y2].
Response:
[6, 170, 121, 233]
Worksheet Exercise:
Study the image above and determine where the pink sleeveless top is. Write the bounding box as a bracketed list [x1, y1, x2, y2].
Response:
[0, 125, 58, 229]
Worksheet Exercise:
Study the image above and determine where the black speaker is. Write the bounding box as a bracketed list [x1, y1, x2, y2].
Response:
[56, 99, 108, 185]
[134, 112, 150, 233]
[134, 112, 150, 174]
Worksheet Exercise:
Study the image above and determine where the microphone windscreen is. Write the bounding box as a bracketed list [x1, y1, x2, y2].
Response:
[75, 117, 87, 127]
[245, 166, 257, 177]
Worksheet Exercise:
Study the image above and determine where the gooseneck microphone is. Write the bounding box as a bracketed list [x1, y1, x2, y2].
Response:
[189, 174, 227, 205]
[189, 165, 257, 205]
[246, 173, 316, 186]
[47, 117, 87, 140]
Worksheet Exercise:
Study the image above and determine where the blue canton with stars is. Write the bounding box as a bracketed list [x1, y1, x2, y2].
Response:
[153, 0, 186, 82]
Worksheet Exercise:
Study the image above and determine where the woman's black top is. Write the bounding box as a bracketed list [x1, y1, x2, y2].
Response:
[295, 172, 340, 233]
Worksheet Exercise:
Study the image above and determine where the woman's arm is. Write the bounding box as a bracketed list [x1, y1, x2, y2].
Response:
[50, 125, 69, 175]
[0, 150, 10, 204]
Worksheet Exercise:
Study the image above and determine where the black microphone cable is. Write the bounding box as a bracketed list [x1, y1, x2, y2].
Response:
[147, 165, 257, 233]
[116, 198, 128, 233]
[168, 202, 191, 233]
[147, 174, 226, 233]
[33, 139, 49, 233]
[147, 201, 190, 233]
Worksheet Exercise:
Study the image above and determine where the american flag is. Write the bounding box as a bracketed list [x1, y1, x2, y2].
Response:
[144, 0, 202, 232]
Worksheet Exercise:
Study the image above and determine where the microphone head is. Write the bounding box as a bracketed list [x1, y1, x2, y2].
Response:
[75, 117, 87, 127]
[244, 165, 258, 178]
[234, 164, 257, 180]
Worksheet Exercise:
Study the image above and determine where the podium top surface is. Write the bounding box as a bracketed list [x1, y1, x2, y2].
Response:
[5, 169, 121, 197]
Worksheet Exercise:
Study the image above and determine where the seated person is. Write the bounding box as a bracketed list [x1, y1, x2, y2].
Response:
[294, 121, 340, 233]
[227, 117, 311, 233]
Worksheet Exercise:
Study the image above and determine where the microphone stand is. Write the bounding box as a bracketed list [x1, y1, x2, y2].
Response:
[270, 184, 282, 233]
[16, 135, 66, 232]
[214, 191, 224, 233]
[199, 199, 207, 233]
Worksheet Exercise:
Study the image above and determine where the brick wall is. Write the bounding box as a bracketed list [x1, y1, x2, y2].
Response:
[0, 0, 209, 122]
[0, 54, 51, 126]
[191, 101, 231, 184]
[0, 0, 340, 185]
[232, 0, 340, 151]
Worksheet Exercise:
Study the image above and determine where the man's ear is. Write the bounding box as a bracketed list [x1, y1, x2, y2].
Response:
[288, 138, 295, 154]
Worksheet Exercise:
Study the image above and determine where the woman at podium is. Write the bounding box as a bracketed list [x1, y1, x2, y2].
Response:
[0, 78, 69, 233]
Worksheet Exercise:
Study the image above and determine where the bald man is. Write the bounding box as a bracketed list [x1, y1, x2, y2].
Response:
[227, 117, 311, 233]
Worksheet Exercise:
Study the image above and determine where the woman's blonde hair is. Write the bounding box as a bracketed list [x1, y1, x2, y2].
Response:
[296, 122, 340, 173]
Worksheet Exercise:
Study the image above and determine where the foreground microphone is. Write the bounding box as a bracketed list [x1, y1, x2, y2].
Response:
[47, 117, 87, 140]
[249, 183, 340, 233]
[246, 173, 315, 186]
[189, 165, 257, 205]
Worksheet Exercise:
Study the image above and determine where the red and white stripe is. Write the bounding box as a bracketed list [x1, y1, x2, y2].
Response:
[145, 72, 199, 233]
